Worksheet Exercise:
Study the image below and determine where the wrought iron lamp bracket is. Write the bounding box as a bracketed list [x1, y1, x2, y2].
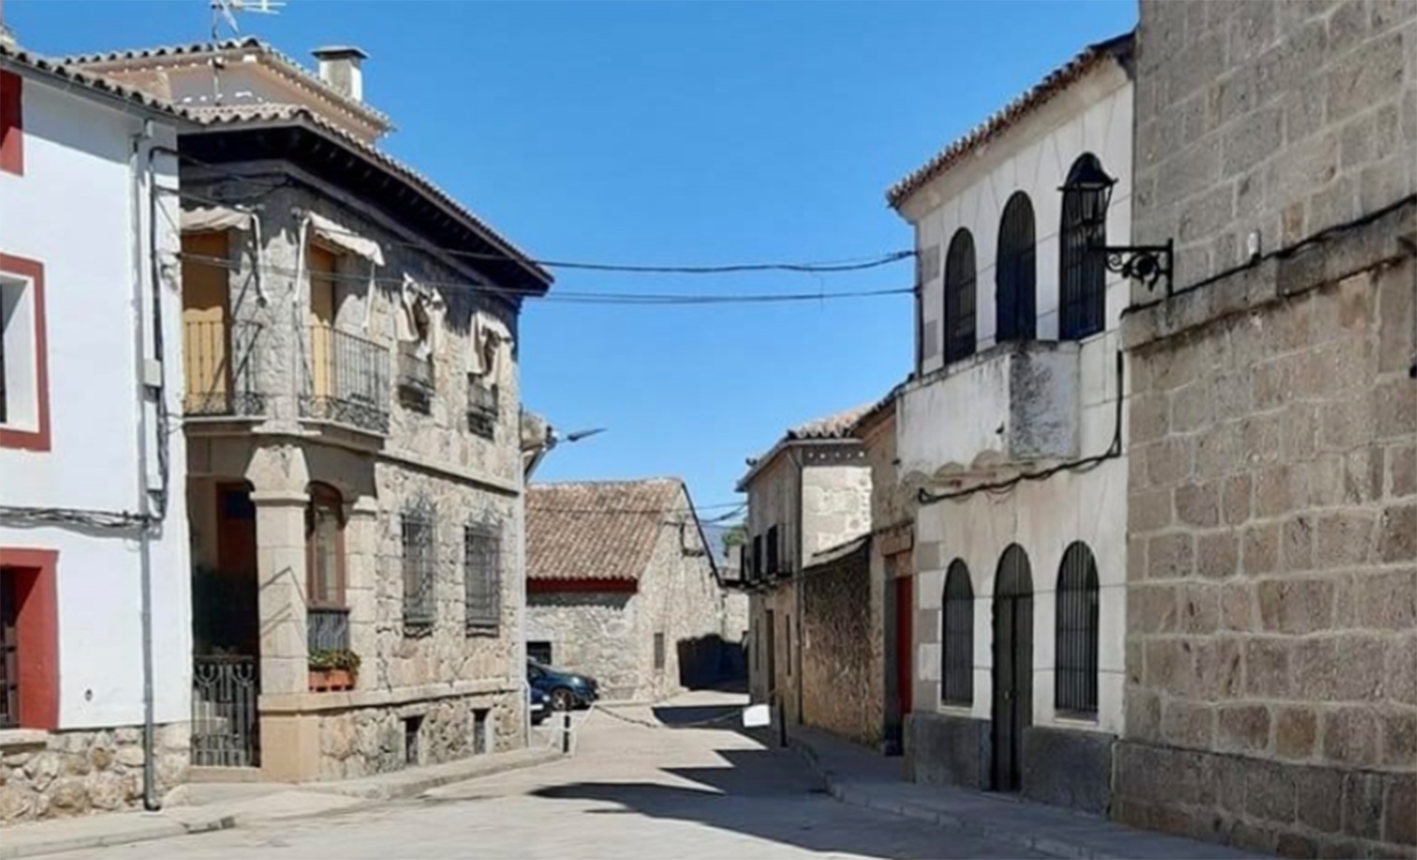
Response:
[1098, 239, 1174, 295]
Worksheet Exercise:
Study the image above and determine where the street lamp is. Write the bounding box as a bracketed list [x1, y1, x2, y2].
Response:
[1060, 160, 1175, 295]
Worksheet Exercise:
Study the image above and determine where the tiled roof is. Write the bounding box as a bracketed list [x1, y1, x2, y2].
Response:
[786, 404, 874, 441]
[0, 42, 184, 120]
[849, 382, 907, 436]
[184, 103, 553, 286]
[526, 479, 687, 582]
[886, 31, 1134, 209]
[60, 37, 392, 131]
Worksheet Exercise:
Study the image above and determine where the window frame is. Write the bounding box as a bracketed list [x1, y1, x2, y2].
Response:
[995, 192, 1037, 343]
[0, 255, 49, 452]
[653, 631, 666, 671]
[1054, 541, 1100, 717]
[401, 501, 437, 635]
[943, 229, 977, 364]
[1059, 154, 1108, 342]
[305, 482, 347, 609]
[463, 519, 502, 635]
[941, 559, 974, 706]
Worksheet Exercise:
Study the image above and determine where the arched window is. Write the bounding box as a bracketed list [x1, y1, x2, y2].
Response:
[996, 192, 1036, 342]
[942, 560, 974, 705]
[943, 229, 976, 363]
[1060, 154, 1108, 341]
[306, 483, 346, 609]
[1055, 542, 1100, 716]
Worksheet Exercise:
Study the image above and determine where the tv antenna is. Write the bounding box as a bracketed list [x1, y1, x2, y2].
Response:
[211, 0, 285, 40]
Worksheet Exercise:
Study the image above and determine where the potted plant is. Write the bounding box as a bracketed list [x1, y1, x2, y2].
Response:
[309, 649, 361, 692]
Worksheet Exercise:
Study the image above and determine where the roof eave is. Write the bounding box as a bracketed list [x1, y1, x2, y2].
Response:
[0, 50, 188, 125]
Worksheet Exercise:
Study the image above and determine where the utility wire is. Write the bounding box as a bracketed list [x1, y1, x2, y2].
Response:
[174, 252, 914, 306]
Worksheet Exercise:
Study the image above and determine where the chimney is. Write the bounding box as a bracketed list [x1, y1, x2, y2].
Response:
[311, 46, 367, 102]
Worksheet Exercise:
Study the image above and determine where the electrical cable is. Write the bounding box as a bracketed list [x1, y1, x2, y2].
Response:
[0, 506, 152, 530]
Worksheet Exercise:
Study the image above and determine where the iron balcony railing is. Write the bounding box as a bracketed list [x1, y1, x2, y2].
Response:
[396, 343, 435, 412]
[183, 320, 266, 417]
[300, 324, 390, 435]
[467, 377, 498, 438]
[308, 607, 351, 653]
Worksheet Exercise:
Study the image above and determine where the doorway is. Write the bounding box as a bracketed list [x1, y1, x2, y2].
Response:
[894, 572, 913, 724]
[991, 544, 1033, 792]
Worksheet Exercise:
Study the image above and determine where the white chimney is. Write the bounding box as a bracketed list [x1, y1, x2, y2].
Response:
[311, 46, 367, 102]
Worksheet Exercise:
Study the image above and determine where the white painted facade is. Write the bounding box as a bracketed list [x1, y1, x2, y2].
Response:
[894, 64, 1133, 738]
[0, 72, 190, 729]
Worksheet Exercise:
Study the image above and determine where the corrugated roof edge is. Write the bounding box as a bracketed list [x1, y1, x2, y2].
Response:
[0, 42, 187, 121]
[59, 37, 394, 132]
[885, 30, 1135, 209]
[189, 103, 553, 288]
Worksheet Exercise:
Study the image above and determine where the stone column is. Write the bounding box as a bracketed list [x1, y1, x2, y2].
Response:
[250, 488, 310, 694]
[345, 496, 380, 688]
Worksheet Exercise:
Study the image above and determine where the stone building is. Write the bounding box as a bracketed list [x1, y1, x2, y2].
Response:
[0, 41, 190, 824]
[65, 39, 553, 783]
[887, 34, 1134, 813]
[1116, 1, 1416, 856]
[524, 479, 724, 703]
[739, 408, 875, 741]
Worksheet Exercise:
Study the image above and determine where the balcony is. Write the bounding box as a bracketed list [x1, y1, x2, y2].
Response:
[898, 340, 1080, 476]
[396, 342, 435, 413]
[183, 320, 266, 418]
[300, 324, 390, 435]
[467, 376, 498, 439]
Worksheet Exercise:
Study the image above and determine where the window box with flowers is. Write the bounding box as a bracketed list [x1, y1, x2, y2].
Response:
[308, 648, 360, 692]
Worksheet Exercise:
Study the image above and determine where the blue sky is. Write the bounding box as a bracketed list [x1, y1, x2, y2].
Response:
[11, 0, 1136, 516]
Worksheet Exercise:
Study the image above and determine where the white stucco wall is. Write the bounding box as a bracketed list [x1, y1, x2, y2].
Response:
[0, 77, 190, 729]
[896, 67, 1133, 737]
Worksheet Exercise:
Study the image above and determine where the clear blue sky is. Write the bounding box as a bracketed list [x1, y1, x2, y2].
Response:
[11, 0, 1136, 516]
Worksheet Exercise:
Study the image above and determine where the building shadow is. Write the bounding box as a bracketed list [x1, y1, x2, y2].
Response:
[530, 748, 944, 859]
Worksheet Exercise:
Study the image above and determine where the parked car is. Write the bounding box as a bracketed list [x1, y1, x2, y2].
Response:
[527, 660, 599, 712]
[528, 685, 550, 726]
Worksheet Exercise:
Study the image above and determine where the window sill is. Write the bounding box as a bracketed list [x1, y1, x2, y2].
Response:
[0, 728, 50, 750]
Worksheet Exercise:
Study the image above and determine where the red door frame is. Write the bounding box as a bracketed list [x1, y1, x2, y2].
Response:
[0, 548, 59, 729]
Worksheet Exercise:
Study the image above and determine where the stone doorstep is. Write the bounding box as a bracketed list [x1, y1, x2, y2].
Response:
[789, 731, 1267, 860]
[0, 809, 235, 860]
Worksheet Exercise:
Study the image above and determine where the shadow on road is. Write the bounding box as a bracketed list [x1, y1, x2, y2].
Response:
[531, 748, 942, 860]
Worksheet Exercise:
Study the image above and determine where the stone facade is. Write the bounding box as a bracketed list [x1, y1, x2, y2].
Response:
[1121, 2, 1417, 855]
[800, 539, 880, 745]
[0, 724, 189, 824]
[313, 692, 518, 781]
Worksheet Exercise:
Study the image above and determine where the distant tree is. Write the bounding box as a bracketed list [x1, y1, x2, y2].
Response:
[721, 523, 747, 555]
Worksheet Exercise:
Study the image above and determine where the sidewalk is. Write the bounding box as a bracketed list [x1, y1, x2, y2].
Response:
[0, 745, 562, 860]
[788, 725, 1264, 860]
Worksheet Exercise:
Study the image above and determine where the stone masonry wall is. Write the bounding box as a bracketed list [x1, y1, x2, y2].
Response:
[315, 691, 519, 781]
[801, 541, 880, 745]
[527, 592, 641, 700]
[1121, 252, 1416, 856]
[0, 724, 189, 825]
[1132, 0, 1417, 303]
[636, 501, 724, 701]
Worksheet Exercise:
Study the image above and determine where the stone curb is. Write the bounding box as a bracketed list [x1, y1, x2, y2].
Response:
[310, 746, 564, 801]
[0, 812, 236, 860]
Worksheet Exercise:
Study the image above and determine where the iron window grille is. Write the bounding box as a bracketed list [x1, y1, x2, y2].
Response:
[943, 229, 977, 364]
[1055, 542, 1100, 716]
[751, 535, 764, 585]
[463, 521, 501, 634]
[397, 342, 436, 413]
[942, 560, 974, 706]
[766, 524, 781, 577]
[654, 632, 666, 670]
[1060, 154, 1109, 341]
[995, 192, 1038, 342]
[467, 375, 498, 439]
[0, 570, 17, 729]
[401, 501, 437, 635]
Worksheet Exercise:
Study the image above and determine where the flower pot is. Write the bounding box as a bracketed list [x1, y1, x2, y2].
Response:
[309, 668, 356, 692]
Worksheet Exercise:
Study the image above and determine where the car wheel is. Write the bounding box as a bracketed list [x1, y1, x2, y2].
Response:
[549, 687, 577, 712]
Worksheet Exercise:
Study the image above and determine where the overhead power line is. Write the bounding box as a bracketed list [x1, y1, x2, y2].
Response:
[175, 253, 915, 306]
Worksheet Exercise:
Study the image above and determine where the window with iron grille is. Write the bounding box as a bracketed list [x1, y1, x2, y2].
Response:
[996, 192, 1037, 342]
[751, 535, 763, 584]
[654, 632, 666, 670]
[942, 560, 974, 706]
[0, 570, 17, 729]
[463, 521, 501, 634]
[1055, 541, 1100, 716]
[766, 524, 780, 577]
[943, 229, 977, 364]
[1060, 154, 1108, 341]
[401, 503, 437, 634]
[467, 376, 498, 439]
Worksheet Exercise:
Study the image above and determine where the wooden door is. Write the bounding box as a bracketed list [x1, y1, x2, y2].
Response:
[181, 232, 231, 412]
[308, 244, 337, 400]
[991, 545, 1033, 792]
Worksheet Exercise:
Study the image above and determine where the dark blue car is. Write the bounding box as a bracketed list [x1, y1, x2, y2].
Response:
[527, 660, 598, 712]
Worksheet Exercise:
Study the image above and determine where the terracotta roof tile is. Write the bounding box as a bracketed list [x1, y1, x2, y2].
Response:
[526, 479, 686, 582]
[0, 42, 184, 119]
[886, 32, 1133, 209]
[786, 404, 874, 440]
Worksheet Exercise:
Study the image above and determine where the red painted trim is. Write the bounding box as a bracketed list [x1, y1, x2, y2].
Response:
[527, 577, 638, 594]
[1, 548, 60, 729]
[0, 254, 49, 452]
[0, 70, 22, 176]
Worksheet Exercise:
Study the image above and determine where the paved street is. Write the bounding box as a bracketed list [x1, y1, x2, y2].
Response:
[47, 692, 1038, 860]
